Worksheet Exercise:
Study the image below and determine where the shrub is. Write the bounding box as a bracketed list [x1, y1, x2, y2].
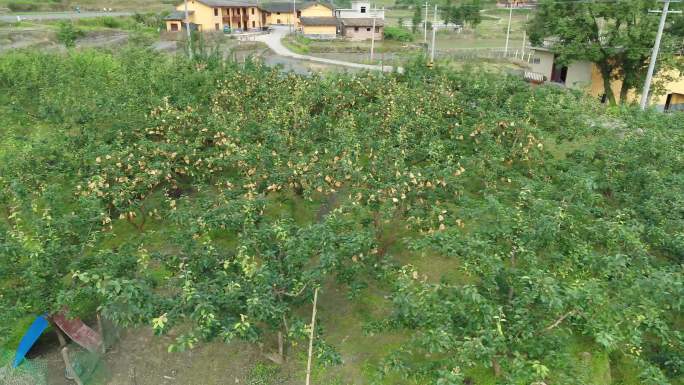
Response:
[7, 2, 38, 12]
[384, 26, 413, 42]
[57, 21, 84, 48]
[100, 16, 122, 28]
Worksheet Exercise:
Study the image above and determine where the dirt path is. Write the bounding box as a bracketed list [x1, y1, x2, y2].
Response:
[0, 11, 133, 23]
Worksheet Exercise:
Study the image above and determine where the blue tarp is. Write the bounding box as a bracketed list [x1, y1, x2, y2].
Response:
[13, 314, 49, 368]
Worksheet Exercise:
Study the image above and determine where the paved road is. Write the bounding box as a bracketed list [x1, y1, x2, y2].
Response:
[253, 26, 401, 73]
[0, 11, 132, 22]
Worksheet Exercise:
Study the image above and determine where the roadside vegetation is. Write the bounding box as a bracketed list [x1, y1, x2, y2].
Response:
[0, 0, 169, 12]
[0, 46, 682, 384]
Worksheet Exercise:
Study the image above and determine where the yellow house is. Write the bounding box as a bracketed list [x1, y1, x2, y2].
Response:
[529, 46, 684, 111]
[166, 0, 268, 32]
[298, 2, 336, 37]
[300, 17, 337, 38]
[261, 1, 335, 28]
[262, 2, 297, 26]
[300, 2, 334, 18]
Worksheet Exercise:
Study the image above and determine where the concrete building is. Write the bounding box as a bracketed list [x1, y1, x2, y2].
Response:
[335, 1, 384, 19]
[166, 0, 267, 32]
[333, 1, 384, 41]
[529, 46, 684, 112]
[339, 18, 383, 41]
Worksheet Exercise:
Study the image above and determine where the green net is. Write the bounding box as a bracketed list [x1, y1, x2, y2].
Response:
[0, 349, 48, 385]
[66, 317, 121, 384]
[1, 317, 120, 385]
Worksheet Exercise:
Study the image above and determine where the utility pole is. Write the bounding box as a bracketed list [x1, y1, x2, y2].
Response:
[424, 1, 429, 44]
[504, 2, 513, 56]
[370, 4, 377, 62]
[430, 4, 437, 64]
[184, 0, 192, 59]
[521, 13, 528, 56]
[640, 0, 682, 110]
[292, 0, 296, 33]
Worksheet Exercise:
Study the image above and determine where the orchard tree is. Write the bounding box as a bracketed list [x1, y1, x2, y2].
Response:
[412, 2, 423, 34]
[528, 0, 684, 105]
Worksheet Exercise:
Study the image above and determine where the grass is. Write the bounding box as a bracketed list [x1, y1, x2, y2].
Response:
[0, 0, 170, 12]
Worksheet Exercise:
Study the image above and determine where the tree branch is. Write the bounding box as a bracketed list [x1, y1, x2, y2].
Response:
[544, 310, 576, 332]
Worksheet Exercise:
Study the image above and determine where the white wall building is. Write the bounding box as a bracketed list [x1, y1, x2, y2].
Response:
[335, 1, 384, 19]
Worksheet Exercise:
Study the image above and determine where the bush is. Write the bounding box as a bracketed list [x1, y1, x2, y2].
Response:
[7, 2, 38, 12]
[384, 26, 413, 42]
[57, 21, 84, 48]
[100, 16, 122, 29]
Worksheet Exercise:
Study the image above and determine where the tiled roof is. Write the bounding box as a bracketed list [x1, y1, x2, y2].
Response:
[197, 0, 258, 7]
[165, 10, 194, 19]
[340, 17, 384, 27]
[299, 16, 337, 26]
[261, 2, 300, 12]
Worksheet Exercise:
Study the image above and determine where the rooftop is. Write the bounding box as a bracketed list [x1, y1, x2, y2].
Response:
[340, 17, 384, 27]
[165, 10, 194, 20]
[261, 2, 300, 12]
[300, 16, 338, 25]
[195, 0, 258, 7]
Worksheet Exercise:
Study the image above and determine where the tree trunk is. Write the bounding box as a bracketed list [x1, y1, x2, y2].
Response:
[492, 356, 502, 377]
[619, 79, 630, 105]
[600, 68, 617, 106]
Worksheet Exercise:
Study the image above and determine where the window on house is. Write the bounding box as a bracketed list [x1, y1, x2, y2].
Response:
[354, 27, 359, 32]
[170, 23, 179, 31]
[277, 12, 281, 15]
[297, 11, 301, 17]
[360, 6, 366, 13]
[366, 27, 371, 31]
[531, 57, 541, 64]
[375, 26, 379, 33]
[215, 23, 220, 30]
[237, 8, 240, 14]
[277, 18, 281, 23]
[214, 8, 218, 16]
[251, 8, 255, 14]
[252, 20, 255, 28]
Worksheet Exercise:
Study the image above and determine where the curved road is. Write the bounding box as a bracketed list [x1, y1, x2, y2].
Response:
[253, 26, 401, 73]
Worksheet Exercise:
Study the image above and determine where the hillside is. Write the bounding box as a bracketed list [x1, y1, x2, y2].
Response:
[0, 48, 682, 385]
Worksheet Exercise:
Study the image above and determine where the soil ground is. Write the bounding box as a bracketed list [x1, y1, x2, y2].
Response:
[33, 281, 405, 385]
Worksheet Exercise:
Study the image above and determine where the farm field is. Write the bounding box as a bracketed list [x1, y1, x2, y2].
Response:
[0, 45, 682, 385]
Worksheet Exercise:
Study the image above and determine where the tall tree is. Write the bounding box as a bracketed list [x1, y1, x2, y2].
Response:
[412, 2, 423, 34]
[528, 0, 684, 105]
[461, 0, 482, 28]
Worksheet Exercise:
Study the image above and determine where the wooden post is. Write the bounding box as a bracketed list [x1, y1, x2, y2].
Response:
[96, 313, 106, 353]
[277, 331, 284, 360]
[55, 327, 67, 347]
[305, 287, 319, 385]
[61, 347, 84, 385]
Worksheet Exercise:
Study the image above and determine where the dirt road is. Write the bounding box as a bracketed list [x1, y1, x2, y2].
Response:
[0, 11, 132, 22]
